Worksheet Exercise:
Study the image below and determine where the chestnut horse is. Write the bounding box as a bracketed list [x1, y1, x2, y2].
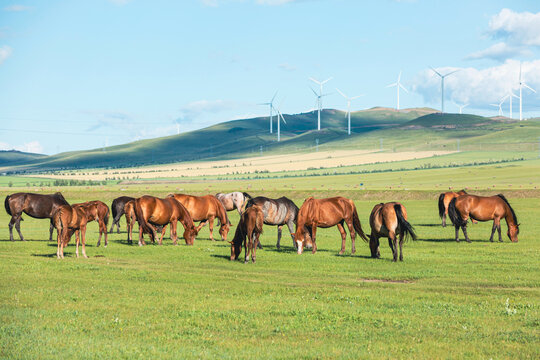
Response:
[73, 200, 110, 247]
[438, 190, 474, 227]
[5, 192, 69, 241]
[215, 192, 252, 216]
[448, 194, 519, 243]
[134, 195, 197, 246]
[169, 194, 230, 242]
[124, 200, 136, 244]
[368, 202, 417, 262]
[294, 196, 368, 255]
[53, 204, 88, 259]
[109, 196, 135, 233]
[230, 205, 264, 263]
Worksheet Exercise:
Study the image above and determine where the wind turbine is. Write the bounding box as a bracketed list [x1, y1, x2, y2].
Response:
[430, 67, 459, 113]
[336, 88, 363, 135]
[518, 62, 536, 121]
[273, 102, 287, 142]
[452, 101, 468, 114]
[502, 89, 519, 119]
[490, 98, 504, 116]
[309, 77, 332, 130]
[258, 91, 278, 133]
[174, 119, 180, 135]
[386, 71, 408, 110]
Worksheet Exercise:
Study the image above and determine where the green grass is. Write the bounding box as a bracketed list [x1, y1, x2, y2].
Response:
[0, 176, 539, 358]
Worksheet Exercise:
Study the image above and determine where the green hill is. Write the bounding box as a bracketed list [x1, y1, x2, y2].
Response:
[3, 107, 540, 173]
[0, 150, 46, 167]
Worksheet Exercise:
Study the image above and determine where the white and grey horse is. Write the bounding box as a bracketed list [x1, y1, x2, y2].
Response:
[215, 192, 252, 216]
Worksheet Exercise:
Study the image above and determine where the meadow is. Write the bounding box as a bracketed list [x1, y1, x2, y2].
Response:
[0, 160, 539, 359]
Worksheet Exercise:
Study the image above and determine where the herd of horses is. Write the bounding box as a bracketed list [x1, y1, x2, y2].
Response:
[4, 189, 519, 262]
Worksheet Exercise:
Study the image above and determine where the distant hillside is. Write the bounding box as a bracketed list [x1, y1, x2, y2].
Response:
[3, 107, 539, 173]
[0, 150, 46, 167]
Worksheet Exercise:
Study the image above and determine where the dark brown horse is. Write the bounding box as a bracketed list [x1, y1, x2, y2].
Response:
[448, 194, 519, 243]
[73, 200, 110, 247]
[294, 196, 368, 255]
[134, 195, 197, 246]
[438, 190, 471, 227]
[169, 194, 230, 242]
[245, 196, 299, 250]
[53, 204, 88, 259]
[230, 205, 264, 263]
[5, 192, 69, 241]
[368, 202, 417, 262]
[109, 196, 135, 233]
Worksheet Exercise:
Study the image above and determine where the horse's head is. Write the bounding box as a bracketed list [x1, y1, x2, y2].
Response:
[508, 223, 519, 243]
[219, 222, 231, 241]
[369, 236, 380, 258]
[183, 226, 197, 245]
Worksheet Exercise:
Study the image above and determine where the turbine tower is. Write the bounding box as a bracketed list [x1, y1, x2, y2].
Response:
[258, 91, 278, 133]
[386, 71, 408, 110]
[336, 88, 363, 135]
[490, 98, 505, 116]
[274, 104, 287, 142]
[309, 77, 332, 130]
[430, 67, 459, 113]
[518, 62, 536, 121]
[502, 89, 519, 119]
[453, 101, 468, 114]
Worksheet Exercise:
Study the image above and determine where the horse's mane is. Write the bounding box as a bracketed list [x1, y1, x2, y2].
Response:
[459, 189, 467, 194]
[213, 196, 229, 225]
[497, 194, 518, 226]
[53, 192, 69, 205]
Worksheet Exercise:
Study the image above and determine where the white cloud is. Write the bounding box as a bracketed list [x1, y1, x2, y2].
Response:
[3, 5, 33, 12]
[412, 60, 540, 110]
[0, 141, 44, 154]
[489, 8, 540, 47]
[465, 42, 531, 62]
[200, 0, 308, 6]
[177, 99, 239, 122]
[278, 62, 296, 71]
[108, 0, 132, 5]
[0, 45, 12, 65]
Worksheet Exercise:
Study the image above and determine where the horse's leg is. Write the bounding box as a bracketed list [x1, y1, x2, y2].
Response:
[442, 211, 447, 227]
[171, 221, 178, 245]
[208, 217, 215, 241]
[337, 222, 347, 255]
[244, 237, 250, 264]
[389, 231, 398, 262]
[197, 220, 208, 232]
[75, 230, 80, 258]
[286, 220, 296, 248]
[461, 224, 471, 243]
[48, 220, 54, 241]
[56, 226, 62, 258]
[454, 225, 460, 242]
[311, 225, 318, 254]
[8, 216, 15, 241]
[276, 225, 284, 250]
[138, 224, 145, 246]
[495, 218, 502, 242]
[252, 233, 258, 263]
[97, 219, 103, 247]
[489, 221, 497, 242]
[346, 219, 356, 254]
[102, 219, 108, 247]
[81, 226, 88, 258]
[14, 216, 24, 241]
[399, 232, 404, 262]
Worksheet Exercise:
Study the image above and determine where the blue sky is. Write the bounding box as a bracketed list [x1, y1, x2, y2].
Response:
[1, 0, 540, 154]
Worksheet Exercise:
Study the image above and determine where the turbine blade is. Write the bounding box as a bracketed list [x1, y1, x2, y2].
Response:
[523, 83, 537, 93]
[309, 77, 321, 85]
[386, 83, 397, 88]
[310, 87, 318, 96]
[430, 66, 442, 77]
[321, 77, 333, 85]
[335, 88, 347, 98]
[399, 83, 409, 93]
[444, 69, 460, 77]
[271, 90, 278, 103]
[398, 70, 402, 82]
[350, 95, 364, 100]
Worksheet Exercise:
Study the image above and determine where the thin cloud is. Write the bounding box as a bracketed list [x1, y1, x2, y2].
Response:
[278, 63, 297, 72]
[465, 42, 531, 62]
[0, 45, 12, 65]
[3, 5, 33, 12]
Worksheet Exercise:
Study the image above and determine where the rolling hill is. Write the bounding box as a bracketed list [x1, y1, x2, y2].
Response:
[0, 150, 46, 167]
[2, 107, 539, 173]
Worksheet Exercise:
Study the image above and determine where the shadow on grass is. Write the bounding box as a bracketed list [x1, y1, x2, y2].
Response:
[418, 238, 496, 243]
[210, 254, 231, 261]
[415, 223, 443, 227]
[0, 238, 52, 242]
[332, 253, 373, 259]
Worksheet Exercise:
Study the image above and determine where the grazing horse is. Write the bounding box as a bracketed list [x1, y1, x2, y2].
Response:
[294, 196, 368, 255]
[5, 192, 69, 241]
[215, 192, 252, 216]
[448, 194, 519, 243]
[109, 196, 135, 233]
[73, 200, 110, 247]
[169, 194, 230, 242]
[368, 202, 417, 262]
[53, 204, 88, 259]
[230, 205, 264, 263]
[124, 200, 137, 244]
[244, 196, 298, 249]
[438, 190, 471, 227]
[134, 195, 197, 246]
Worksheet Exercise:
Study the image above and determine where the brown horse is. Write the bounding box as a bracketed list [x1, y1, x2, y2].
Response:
[230, 205, 264, 263]
[5, 192, 69, 241]
[169, 194, 230, 242]
[134, 195, 197, 246]
[109, 196, 135, 233]
[448, 194, 519, 243]
[368, 202, 417, 262]
[73, 200, 110, 247]
[53, 204, 88, 259]
[124, 200, 137, 244]
[438, 190, 472, 227]
[294, 196, 368, 255]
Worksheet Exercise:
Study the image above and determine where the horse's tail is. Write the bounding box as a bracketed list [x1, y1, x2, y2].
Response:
[438, 193, 445, 219]
[448, 197, 466, 227]
[497, 194, 518, 225]
[255, 208, 264, 235]
[394, 204, 417, 241]
[53, 207, 66, 244]
[134, 198, 154, 240]
[103, 205, 110, 227]
[4, 195, 11, 216]
[111, 199, 118, 220]
[352, 204, 368, 241]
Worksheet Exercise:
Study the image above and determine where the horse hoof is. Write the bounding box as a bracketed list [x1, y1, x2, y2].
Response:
[466, 240, 472, 243]
[338, 251, 344, 255]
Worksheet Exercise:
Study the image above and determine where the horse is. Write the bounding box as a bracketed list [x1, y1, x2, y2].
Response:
[294, 196, 368, 255]
[134, 195, 197, 246]
[124, 200, 137, 244]
[368, 202, 417, 262]
[230, 205, 264, 263]
[244, 196, 298, 250]
[448, 194, 519, 243]
[215, 192, 252, 216]
[169, 194, 230, 242]
[5, 192, 69, 241]
[438, 190, 471, 227]
[52, 204, 88, 259]
[72, 200, 110, 247]
[109, 196, 135, 233]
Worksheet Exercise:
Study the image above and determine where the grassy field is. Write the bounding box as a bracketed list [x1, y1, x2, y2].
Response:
[0, 166, 539, 358]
